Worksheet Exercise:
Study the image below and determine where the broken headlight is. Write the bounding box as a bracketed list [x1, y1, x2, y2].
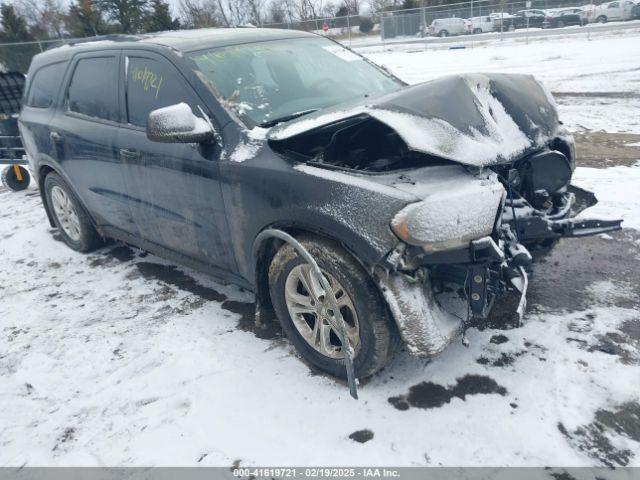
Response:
[391, 178, 505, 253]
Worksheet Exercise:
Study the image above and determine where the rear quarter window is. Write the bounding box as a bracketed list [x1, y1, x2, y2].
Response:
[67, 56, 118, 122]
[25, 62, 67, 108]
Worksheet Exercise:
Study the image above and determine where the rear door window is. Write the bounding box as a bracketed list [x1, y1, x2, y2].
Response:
[125, 56, 193, 127]
[26, 62, 66, 108]
[67, 56, 118, 122]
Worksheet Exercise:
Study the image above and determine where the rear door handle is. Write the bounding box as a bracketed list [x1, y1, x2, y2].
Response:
[50, 131, 62, 142]
[120, 148, 141, 160]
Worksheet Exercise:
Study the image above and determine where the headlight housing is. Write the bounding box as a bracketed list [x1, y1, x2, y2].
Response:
[391, 176, 505, 253]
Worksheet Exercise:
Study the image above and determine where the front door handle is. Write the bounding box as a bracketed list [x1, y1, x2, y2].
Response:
[50, 131, 62, 142]
[120, 148, 141, 160]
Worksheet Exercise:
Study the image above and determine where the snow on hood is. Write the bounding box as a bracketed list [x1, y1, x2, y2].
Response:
[268, 73, 560, 168]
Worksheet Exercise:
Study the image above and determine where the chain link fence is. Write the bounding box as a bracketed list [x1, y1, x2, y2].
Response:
[0, 38, 68, 74]
[262, 14, 380, 44]
[376, 0, 598, 39]
[1, 0, 638, 73]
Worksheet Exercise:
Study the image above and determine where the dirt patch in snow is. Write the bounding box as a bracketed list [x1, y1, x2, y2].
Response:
[575, 132, 640, 168]
[476, 351, 527, 367]
[558, 401, 640, 467]
[489, 334, 509, 344]
[349, 429, 374, 443]
[388, 375, 507, 411]
[526, 230, 640, 313]
[88, 245, 137, 267]
[571, 317, 640, 366]
[134, 261, 281, 340]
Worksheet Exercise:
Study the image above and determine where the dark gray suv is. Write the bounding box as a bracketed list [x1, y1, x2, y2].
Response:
[18, 28, 620, 379]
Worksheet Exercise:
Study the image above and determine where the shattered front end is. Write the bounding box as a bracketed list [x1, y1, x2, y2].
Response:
[379, 152, 622, 357]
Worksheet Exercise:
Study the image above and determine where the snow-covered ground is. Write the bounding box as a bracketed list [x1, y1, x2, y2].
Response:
[2, 30, 640, 468]
[360, 29, 640, 134]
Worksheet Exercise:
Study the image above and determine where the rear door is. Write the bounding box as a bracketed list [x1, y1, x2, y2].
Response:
[114, 50, 236, 273]
[50, 51, 139, 235]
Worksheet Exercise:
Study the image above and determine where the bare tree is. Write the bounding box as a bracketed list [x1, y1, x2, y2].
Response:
[179, 0, 223, 27]
[368, 0, 393, 13]
[246, 0, 264, 25]
[341, 0, 360, 14]
[15, 0, 68, 38]
[225, 0, 250, 25]
[267, 0, 287, 23]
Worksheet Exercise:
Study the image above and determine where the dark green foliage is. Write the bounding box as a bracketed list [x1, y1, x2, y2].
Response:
[66, 0, 109, 37]
[0, 4, 39, 73]
[144, 0, 180, 32]
[95, 0, 149, 33]
[359, 17, 373, 32]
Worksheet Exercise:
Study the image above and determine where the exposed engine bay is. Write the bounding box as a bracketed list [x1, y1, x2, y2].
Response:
[269, 114, 451, 172]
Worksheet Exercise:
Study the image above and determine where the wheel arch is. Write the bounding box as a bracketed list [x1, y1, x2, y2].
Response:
[251, 223, 379, 321]
[37, 164, 57, 227]
[38, 162, 101, 235]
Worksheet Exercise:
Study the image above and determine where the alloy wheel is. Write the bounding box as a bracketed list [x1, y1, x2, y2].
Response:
[284, 264, 360, 359]
[50, 185, 81, 241]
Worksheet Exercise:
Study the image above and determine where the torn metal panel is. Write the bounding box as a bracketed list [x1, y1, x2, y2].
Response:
[268, 73, 560, 168]
[378, 270, 463, 357]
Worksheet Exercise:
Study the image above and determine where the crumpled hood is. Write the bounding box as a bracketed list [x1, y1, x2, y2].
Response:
[268, 73, 561, 167]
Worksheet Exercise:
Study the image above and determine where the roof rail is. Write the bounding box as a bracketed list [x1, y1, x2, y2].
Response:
[65, 34, 143, 46]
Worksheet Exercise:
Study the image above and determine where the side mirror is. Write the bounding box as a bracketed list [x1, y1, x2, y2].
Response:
[147, 102, 214, 144]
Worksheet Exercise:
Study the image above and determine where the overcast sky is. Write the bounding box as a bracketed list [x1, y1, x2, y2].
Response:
[58, 0, 185, 19]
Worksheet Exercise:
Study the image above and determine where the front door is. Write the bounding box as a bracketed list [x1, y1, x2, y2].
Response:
[114, 50, 236, 274]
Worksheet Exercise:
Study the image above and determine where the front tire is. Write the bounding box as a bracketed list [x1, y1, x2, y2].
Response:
[597, 15, 607, 23]
[439, 30, 449, 37]
[268, 235, 397, 379]
[44, 172, 102, 252]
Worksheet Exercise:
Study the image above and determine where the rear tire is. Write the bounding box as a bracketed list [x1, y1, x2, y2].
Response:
[44, 172, 102, 252]
[1, 165, 30, 191]
[268, 235, 398, 379]
[597, 15, 607, 23]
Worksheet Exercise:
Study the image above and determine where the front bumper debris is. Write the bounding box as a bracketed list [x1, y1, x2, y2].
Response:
[378, 184, 622, 357]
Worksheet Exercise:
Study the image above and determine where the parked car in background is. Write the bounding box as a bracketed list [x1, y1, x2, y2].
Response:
[579, 3, 598, 22]
[593, 0, 634, 22]
[512, 9, 547, 28]
[490, 12, 517, 30]
[428, 17, 470, 36]
[469, 16, 495, 33]
[544, 8, 587, 27]
[632, 1, 640, 18]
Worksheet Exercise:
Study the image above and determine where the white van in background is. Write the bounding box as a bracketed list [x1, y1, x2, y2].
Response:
[593, 0, 634, 22]
[469, 16, 495, 33]
[428, 17, 471, 36]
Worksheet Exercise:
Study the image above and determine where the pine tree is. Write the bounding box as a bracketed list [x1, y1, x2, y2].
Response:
[0, 4, 39, 73]
[66, 0, 109, 37]
[144, 0, 179, 32]
[95, 0, 149, 33]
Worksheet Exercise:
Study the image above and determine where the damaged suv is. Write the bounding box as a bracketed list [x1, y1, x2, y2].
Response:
[20, 29, 621, 379]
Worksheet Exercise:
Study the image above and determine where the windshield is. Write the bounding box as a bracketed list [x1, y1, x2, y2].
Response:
[188, 37, 403, 128]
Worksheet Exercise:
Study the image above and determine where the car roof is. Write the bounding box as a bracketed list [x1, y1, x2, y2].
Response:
[30, 28, 316, 69]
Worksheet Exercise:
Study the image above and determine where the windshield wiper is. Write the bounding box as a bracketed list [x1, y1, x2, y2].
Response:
[259, 109, 318, 128]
